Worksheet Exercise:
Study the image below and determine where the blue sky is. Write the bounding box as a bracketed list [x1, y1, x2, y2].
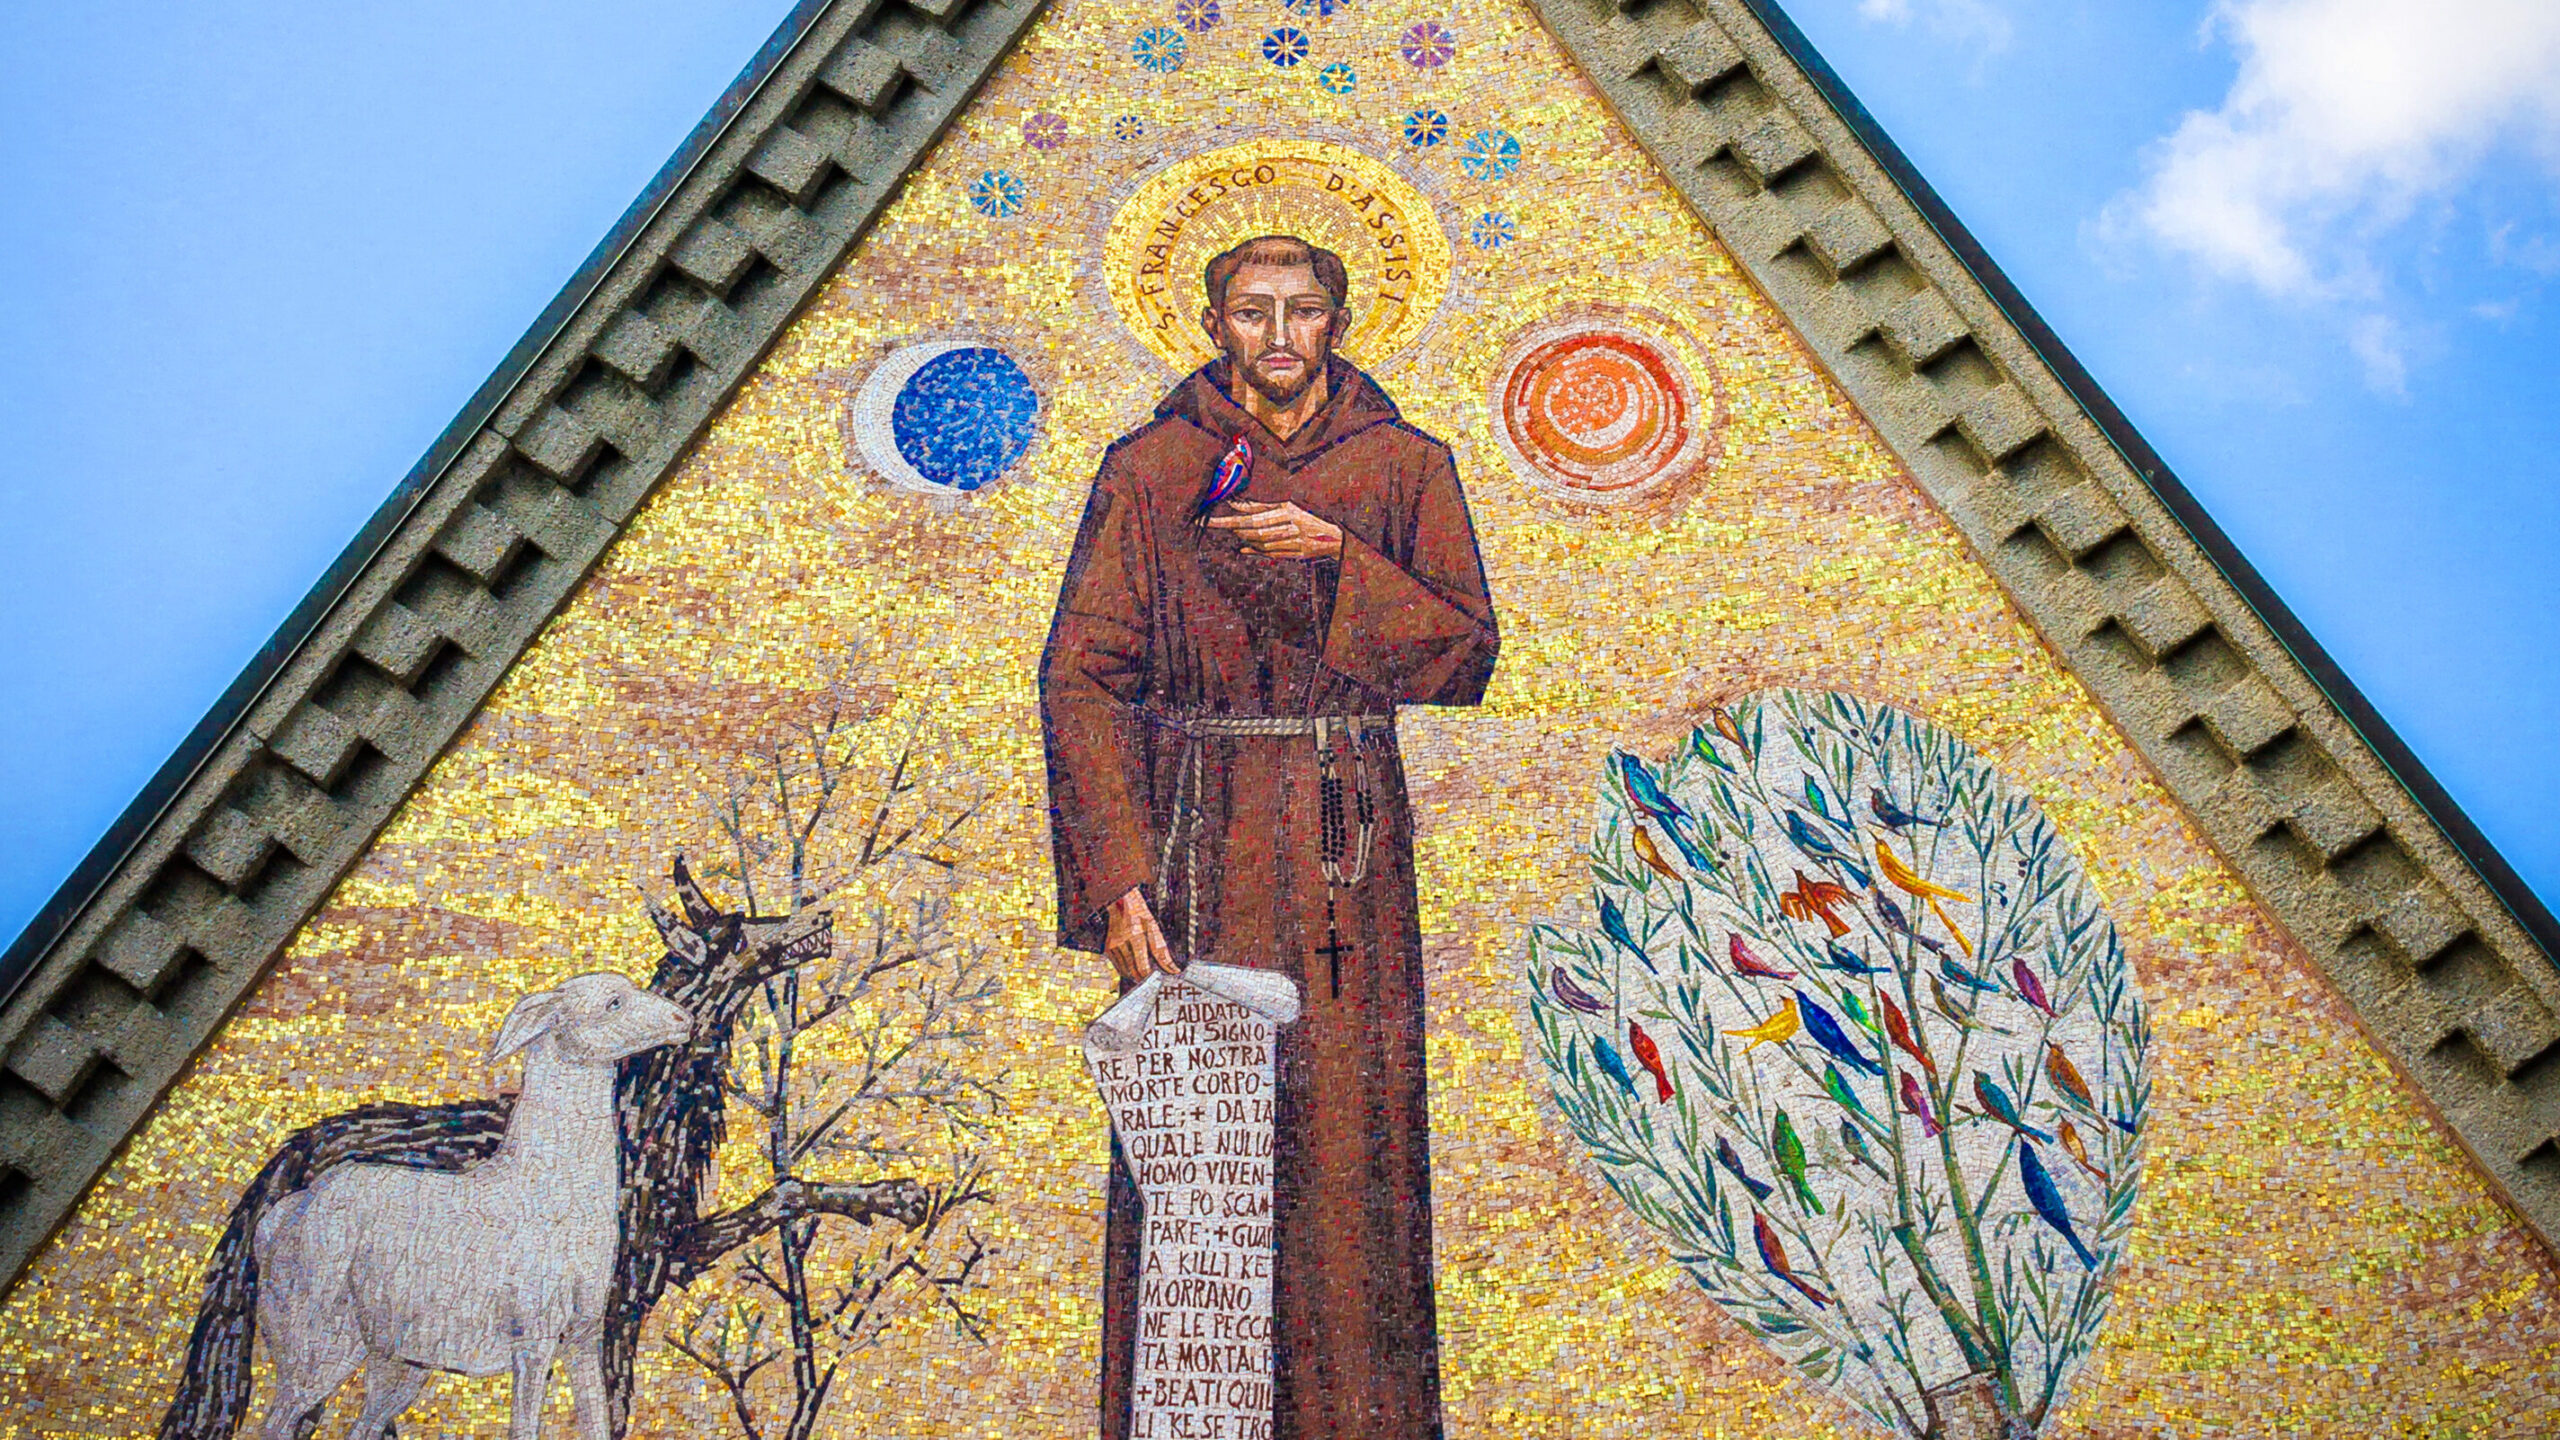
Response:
[1, 0, 2552, 949]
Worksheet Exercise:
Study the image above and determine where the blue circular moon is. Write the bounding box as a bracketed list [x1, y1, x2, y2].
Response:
[851, 342, 1039, 494]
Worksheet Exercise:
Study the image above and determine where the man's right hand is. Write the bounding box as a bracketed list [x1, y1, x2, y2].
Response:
[1104, 887, 1182, 983]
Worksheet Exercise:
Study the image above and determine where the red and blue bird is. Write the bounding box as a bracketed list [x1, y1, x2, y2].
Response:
[1200, 434, 1254, 517]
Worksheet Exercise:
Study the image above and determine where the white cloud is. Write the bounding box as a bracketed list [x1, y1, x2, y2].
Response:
[2117, 0, 2560, 296]
[1856, 0, 2015, 56]
[2345, 313, 2408, 396]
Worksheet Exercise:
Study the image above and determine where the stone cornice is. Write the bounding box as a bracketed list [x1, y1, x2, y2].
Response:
[0, 0, 1045, 1291]
[3, 0, 2554, 1305]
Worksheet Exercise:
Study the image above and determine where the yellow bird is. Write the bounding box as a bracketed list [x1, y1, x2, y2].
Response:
[1630, 824, 1680, 883]
[1722, 995, 1801, 1052]
[1872, 836, 1975, 957]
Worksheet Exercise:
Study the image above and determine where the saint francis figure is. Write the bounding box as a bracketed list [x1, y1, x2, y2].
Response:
[1040, 234, 1500, 1439]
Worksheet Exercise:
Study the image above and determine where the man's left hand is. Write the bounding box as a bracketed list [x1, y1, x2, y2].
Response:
[1207, 500, 1343, 560]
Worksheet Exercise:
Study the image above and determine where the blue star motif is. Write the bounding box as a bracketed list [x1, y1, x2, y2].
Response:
[968, 170, 1026, 218]
[1460, 127, 1523, 181]
[1471, 212, 1515, 250]
[1261, 26, 1311, 67]
[1402, 107, 1449, 148]
[1317, 61, 1356, 94]
[1132, 25, 1188, 72]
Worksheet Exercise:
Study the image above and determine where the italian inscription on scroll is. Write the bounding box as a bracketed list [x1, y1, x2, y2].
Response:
[1085, 965, 1302, 1440]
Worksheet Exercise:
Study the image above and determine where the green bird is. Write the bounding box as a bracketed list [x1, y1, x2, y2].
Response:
[1771, 1108, 1823, 1214]
[1838, 1117, 1890, 1179]
[1821, 1063, 1886, 1136]
[1837, 989, 1881, 1035]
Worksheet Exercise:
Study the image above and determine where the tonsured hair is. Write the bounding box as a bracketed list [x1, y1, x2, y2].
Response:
[1203, 234, 1350, 313]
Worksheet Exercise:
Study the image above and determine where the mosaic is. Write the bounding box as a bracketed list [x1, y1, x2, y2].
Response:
[5, 0, 2560, 1434]
[1530, 691, 2148, 1434]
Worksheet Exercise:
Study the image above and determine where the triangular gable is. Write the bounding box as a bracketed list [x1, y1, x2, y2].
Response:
[1, 0, 2555, 1423]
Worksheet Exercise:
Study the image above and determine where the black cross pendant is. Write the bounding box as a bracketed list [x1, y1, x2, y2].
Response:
[1313, 926, 1354, 999]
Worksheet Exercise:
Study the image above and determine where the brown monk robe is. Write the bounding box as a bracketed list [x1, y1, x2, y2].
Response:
[1041, 351, 1497, 1439]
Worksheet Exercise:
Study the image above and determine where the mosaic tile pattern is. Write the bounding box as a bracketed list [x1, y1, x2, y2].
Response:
[3, 0, 2557, 1433]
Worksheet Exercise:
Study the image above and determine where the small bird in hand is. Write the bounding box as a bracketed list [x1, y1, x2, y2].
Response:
[1899, 1070, 1944, 1138]
[1796, 991, 1884, 1077]
[1779, 871, 1855, 939]
[1771, 1109, 1823, 1215]
[1628, 1020, 1674, 1101]
[1972, 1072, 2053, 1143]
[1547, 965, 1608, 1015]
[1723, 996, 1802, 1052]
[1869, 788, 1945, 834]
[1729, 934, 1798, 981]
[1198, 434, 1254, 518]
[1785, 812, 1873, 889]
[2018, 1140, 2100, 1270]
[1754, 1212, 1833, 1309]
[1716, 1136, 1775, 1202]
[1873, 837, 1975, 957]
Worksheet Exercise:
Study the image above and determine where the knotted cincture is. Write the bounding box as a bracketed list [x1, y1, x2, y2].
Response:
[1149, 713, 1387, 995]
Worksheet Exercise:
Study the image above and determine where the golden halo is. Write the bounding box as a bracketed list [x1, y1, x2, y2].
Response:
[1104, 140, 1452, 372]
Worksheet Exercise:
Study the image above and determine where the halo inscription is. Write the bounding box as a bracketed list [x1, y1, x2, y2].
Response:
[1104, 140, 1451, 372]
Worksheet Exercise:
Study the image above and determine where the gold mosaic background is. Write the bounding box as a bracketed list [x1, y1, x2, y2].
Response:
[6, 0, 2558, 1432]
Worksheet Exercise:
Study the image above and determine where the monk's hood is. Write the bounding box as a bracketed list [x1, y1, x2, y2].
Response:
[1156, 358, 1404, 471]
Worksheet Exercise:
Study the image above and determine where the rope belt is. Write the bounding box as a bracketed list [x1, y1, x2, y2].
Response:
[1152, 712, 1392, 997]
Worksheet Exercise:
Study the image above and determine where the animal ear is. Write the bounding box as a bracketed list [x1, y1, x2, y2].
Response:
[489, 988, 564, 1064]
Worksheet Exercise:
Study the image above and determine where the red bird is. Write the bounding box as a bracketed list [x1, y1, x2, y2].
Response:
[2012, 957, 2056, 1017]
[1882, 995, 1937, 1077]
[1899, 1070, 1943, 1138]
[1628, 1020, 1675, 1102]
[1753, 1212, 1833, 1309]
[1778, 870, 1856, 938]
[1728, 934, 1798, 980]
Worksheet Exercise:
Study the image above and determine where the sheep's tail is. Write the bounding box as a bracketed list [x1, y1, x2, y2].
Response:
[157, 1100, 512, 1440]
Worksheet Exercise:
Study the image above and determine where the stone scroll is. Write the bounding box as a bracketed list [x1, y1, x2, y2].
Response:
[1085, 964, 1302, 1440]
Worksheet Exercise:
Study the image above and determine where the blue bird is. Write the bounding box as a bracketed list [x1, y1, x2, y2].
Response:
[1869, 788, 1945, 833]
[1714, 1135, 1775, 1201]
[2017, 1140, 2099, 1270]
[1936, 952, 2003, 994]
[1617, 751, 1688, 827]
[1592, 1036, 1639, 1098]
[1619, 753, 1716, 871]
[1794, 990, 1883, 1077]
[1783, 811, 1873, 889]
[1971, 1071, 2054, 1143]
[1803, 775, 1852, 831]
[1820, 941, 1889, 976]
[1597, 895, 1653, 971]
[1873, 892, 1950, 958]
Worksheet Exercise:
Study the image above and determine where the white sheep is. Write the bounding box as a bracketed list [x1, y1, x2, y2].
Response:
[251, 971, 693, 1440]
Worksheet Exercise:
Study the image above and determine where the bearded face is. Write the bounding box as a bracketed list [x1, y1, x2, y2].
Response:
[1202, 262, 1350, 407]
